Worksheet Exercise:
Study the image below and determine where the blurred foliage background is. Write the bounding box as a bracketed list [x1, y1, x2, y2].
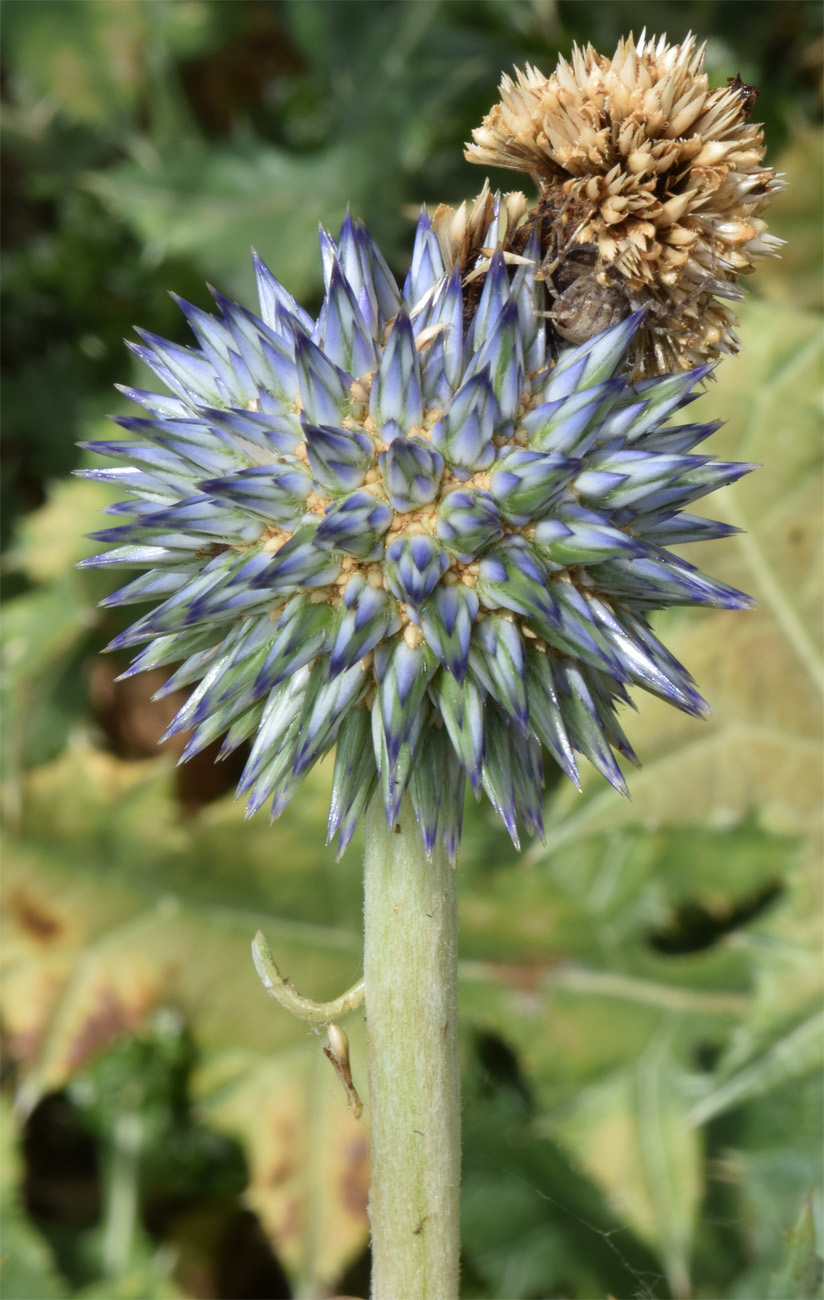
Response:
[1, 2, 822, 1298]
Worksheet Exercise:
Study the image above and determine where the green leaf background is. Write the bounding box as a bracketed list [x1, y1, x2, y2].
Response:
[2, 2, 821, 1297]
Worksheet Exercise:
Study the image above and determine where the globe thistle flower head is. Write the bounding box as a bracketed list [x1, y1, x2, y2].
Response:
[465, 31, 784, 378]
[81, 199, 755, 862]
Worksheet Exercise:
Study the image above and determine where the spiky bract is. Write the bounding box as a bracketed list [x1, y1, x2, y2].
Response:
[465, 32, 783, 378]
[81, 201, 753, 861]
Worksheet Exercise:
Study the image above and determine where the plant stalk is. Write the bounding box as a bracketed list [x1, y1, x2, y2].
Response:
[363, 795, 461, 1300]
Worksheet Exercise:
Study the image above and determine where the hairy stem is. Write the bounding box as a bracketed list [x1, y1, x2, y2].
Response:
[363, 795, 461, 1300]
[252, 929, 364, 1024]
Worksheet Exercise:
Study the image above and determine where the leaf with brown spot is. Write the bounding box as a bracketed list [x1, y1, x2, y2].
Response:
[201, 1039, 369, 1293]
[7, 887, 65, 943]
[0, 743, 369, 1293]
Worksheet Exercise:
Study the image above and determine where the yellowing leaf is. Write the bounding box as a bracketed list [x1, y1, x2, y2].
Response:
[526, 301, 822, 856]
[202, 1041, 369, 1292]
[7, 477, 119, 583]
[1, 743, 368, 1293]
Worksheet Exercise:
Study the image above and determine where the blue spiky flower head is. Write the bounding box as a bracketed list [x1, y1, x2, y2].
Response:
[80, 193, 754, 862]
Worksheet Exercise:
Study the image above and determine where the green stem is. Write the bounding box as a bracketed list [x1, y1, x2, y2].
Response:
[363, 795, 461, 1300]
[102, 1111, 143, 1280]
[252, 929, 364, 1024]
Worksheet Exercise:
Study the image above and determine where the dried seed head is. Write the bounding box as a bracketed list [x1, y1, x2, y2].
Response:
[428, 181, 528, 277]
[465, 31, 784, 377]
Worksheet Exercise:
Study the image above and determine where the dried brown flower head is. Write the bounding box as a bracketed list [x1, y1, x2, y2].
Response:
[465, 31, 784, 377]
[428, 180, 528, 275]
[425, 182, 531, 328]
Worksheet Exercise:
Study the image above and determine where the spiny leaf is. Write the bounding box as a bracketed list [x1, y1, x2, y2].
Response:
[551, 1036, 699, 1299]
[767, 1195, 824, 1300]
[689, 1011, 824, 1127]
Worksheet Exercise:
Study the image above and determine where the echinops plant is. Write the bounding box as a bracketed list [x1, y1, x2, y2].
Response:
[81, 31, 780, 1300]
